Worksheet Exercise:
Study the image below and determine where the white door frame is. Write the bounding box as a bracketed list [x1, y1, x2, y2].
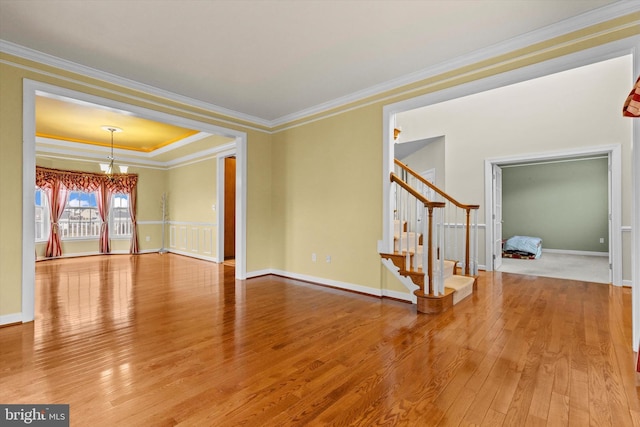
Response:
[492, 164, 503, 271]
[483, 146, 622, 288]
[216, 149, 238, 265]
[22, 80, 248, 322]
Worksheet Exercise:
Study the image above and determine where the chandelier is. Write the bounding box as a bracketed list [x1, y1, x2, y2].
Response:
[99, 126, 128, 174]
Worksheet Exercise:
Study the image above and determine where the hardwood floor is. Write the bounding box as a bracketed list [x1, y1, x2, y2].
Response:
[1, 254, 639, 426]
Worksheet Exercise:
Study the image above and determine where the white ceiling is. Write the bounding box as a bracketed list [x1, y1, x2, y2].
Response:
[0, 0, 630, 125]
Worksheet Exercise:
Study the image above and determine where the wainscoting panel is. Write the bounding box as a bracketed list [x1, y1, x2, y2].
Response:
[202, 228, 213, 255]
[179, 226, 187, 250]
[169, 226, 176, 248]
[167, 221, 216, 261]
[191, 228, 199, 253]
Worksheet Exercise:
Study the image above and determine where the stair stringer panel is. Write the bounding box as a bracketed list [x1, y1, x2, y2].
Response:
[381, 258, 418, 304]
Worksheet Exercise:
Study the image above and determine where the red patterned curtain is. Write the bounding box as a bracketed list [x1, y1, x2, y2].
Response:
[105, 174, 139, 254]
[44, 179, 68, 258]
[36, 167, 138, 257]
[623, 75, 640, 117]
[97, 182, 112, 254]
[128, 186, 139, 254]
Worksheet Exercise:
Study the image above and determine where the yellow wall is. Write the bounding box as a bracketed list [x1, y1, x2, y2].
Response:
[271, 105, 382, 287]
[167, 160, 216, 222]
[266, 15, 639, 295]
[0, 63, 25, 315]
[166, 159, 217, 259]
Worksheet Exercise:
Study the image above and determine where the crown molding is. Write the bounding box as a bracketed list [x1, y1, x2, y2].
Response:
[36, 131, 213, 158]
[35, 143, 165, 168]
[36, 136, 235, 169]
[0, 40, 272, 128]
[269, 1, 640, 127]
[165, 141, 236, 167]
[149, 132, 211, 156]
[3, 2, 639, 130]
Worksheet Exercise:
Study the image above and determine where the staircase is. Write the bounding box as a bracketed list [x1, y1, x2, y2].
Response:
[380, 159, 479, 314]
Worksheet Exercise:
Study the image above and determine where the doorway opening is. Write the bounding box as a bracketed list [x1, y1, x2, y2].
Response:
[22, 80, 248, 323]
[485, 149, 620, 285]
[223, 156, 236, 267]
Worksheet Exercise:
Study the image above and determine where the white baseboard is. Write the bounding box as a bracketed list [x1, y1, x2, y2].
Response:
[166, 248, 217, 263]
[0, 312, 23, 326]
[138, 248, 162, 254]
[246, 268, 413, 302]
[623, 279, 632, 287]
[381, 288, 414, 303]
[245, 268, 273, 278]
[542, 248, 609, 257]
[35, 248, 219, 263]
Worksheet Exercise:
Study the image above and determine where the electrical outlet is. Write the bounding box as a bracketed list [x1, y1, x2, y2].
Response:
[312, 253, 316, 262]
[326, 255, 331, 263]
[145, 236, 151, 242]
[599, 237, 604, 243]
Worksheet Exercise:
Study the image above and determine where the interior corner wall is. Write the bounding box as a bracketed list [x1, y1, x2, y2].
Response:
[166, 159, 217, 260]
[244, 130, 273, 274]
[502, 158, 609, 252]
[270, 104, 384, 289]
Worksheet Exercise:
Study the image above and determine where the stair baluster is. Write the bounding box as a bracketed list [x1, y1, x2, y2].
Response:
[384, 159, 480, 313]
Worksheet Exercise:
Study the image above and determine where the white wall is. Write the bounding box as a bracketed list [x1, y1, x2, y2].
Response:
[397, 54, 633, 279]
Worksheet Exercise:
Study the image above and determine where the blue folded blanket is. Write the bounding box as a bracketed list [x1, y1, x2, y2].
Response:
[503, 236, 542, 258]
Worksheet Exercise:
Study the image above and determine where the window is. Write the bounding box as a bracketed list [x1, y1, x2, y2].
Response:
[111, 193, 132, 237]
[35, 188, 49, 242]
[60, 191, 100, 239]
[35, 190, 132, 241]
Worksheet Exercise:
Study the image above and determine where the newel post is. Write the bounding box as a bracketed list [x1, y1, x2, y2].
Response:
[427, 206, 434, 295]
[465, 208, 471, 276]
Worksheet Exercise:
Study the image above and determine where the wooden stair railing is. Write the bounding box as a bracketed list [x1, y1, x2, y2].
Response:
[389, 172, 444, 296]
[394, 159, 480, 276]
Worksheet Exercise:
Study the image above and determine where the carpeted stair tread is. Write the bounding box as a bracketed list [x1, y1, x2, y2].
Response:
[445, 274, 475, 305]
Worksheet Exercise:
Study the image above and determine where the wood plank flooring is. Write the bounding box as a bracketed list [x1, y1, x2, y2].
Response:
[1, 254, 639, 426]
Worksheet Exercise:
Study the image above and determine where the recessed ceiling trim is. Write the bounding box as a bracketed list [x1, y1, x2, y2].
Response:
[36, 138, 237, 170]
[36, 153, 167, 170]
[36, 136, 163, 160]
[29, 80, 247, 141]
[146, 130, 201, 152]
[36, 145, 164, 167]
[165, 142, 237, 168]
[150, 132, 212, 157]
[35, 132, 138, 152]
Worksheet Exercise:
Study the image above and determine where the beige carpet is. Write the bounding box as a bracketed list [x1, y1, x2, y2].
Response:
[497, 252, 610, 284]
